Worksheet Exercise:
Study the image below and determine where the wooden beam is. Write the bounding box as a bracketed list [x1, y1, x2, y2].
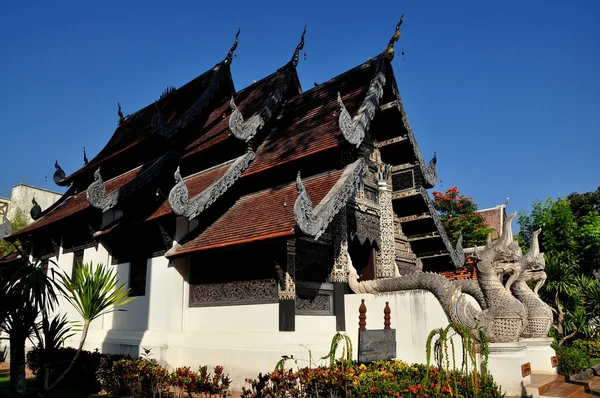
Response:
[397, 213, 431, 223]
[392, 189, 419, 200]
[408, 232, 440, 241]
[374, 136, 408, 148]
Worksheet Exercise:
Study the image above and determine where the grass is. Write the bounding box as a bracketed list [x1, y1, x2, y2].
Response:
[0, 375, 102, 398]
[592, 358, 600, 367]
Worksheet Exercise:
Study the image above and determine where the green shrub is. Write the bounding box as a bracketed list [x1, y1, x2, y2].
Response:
[26, 346, 121, 393]
[573, 338, 600, 358]
[555, 345, 593, 376]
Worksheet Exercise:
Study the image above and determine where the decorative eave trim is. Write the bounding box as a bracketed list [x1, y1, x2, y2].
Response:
[86, 153, 174, 212]
[168, 149, 256, 219]
[228, 26, 306, 143]
[228, 65, 296, 143]
[418, 187, 465, 268]
[294, 157, 368, 240]
[0, 215, 12, 240]
[337, 58, 387, 148]
[390, 73, 438, 188]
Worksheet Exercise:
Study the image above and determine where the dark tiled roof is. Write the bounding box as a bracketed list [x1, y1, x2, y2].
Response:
[168, 169, 344, 257]
[63, 67, 223, 184]
[95, 161, 232, 236]
[10, 166, 144, 237]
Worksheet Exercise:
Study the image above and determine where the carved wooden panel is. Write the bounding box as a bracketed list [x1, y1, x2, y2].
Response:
[392, 170, 414, 191]
[295, 281, 334, 315]
[189, 279, 278, 307]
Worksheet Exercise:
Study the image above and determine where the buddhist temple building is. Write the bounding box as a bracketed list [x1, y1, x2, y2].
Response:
[3, 21, 467, 383]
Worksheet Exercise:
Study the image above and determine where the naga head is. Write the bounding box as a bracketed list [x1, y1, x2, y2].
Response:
[519, 228, 547, 295]
[473, 212, 523, 286]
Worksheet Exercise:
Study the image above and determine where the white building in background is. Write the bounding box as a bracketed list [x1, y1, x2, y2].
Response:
[1, 184, 62, 225]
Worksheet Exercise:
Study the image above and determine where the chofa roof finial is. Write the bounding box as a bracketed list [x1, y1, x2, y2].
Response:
[291, 25, 307, 68]
[384, 14, 404, 61]
[224, 28, 241, 65]
[117, 102, 124, 124]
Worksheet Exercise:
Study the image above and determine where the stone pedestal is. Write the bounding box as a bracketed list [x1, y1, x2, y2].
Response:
[522, 337, 557, 374]
[486, 342, 531, 397]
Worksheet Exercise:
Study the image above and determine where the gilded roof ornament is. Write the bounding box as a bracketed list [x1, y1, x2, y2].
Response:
[383, 14, 404, 61]
[291, 25, 307, 67]
[224, 28, 240, 65]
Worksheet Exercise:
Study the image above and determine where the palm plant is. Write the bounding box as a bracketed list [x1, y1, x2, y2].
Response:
[0, 249, 59, 397]
[45, 261, 134, 392]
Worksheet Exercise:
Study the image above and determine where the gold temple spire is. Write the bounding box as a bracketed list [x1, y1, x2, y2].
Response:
[224, 28, 241, 65]
[291, 25, 307, 67]
[383, 14, 404, 61]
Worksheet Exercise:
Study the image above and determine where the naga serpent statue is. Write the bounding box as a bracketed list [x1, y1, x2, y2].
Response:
[346, 212, 528, 343]
[509, 228, 553, 338]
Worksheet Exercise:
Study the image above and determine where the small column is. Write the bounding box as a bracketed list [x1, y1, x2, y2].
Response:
[376, 165, 397, 278]
[279, 239, 296, 331]
[331, 209, 349, 331]
[384, 302, 391, 329]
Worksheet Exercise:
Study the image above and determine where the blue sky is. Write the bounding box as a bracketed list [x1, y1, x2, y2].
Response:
[1, 0, 598, 218]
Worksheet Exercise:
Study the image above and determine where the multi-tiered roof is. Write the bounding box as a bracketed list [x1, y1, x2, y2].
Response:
[7, 21, 464, 271]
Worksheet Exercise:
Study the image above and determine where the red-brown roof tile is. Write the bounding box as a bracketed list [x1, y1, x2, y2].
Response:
[95, 161, 232, 236]
[244, 61, 378, 176]
[181, 68, 295, 159]
[168, 169, 345, 257]
[440, 263, 478, 281]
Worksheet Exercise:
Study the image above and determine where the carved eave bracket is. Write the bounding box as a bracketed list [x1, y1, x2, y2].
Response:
[0, 215, 12, 240]
[337, 59, 387, 148]
[169, 149, 255, 219]
[294, 157, 368, 240]
[228, 26, 305, 143]
[86, 168, 118, 212]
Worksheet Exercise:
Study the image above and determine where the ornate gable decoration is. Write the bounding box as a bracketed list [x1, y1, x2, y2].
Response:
[169, 149, 256, 219]
[337, 60, 386, 148]
[151, 29, 240, 139]
[0, 215, 12, 240]
[228, 26, 306, 143]
[294, 157, 368, 240]
[87, 153, 173, 212]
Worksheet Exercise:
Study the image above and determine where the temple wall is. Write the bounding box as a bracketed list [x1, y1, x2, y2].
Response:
[26, 243, 481, 390]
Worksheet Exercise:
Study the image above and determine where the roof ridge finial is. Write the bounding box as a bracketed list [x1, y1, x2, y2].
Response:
[384, 14, 404, 60]
[224, 28, 241, 65]
[291, 25, 307, 67]
[117, 102, 124, 124]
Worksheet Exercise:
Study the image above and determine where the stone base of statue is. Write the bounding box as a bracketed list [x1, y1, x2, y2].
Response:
[521, 337, 557, 374]
[486, 342, 531, 396]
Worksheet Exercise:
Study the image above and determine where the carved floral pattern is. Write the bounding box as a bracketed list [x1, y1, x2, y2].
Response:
[189, 279, 278, 306]
[294, 158, 368, 240]
[376, 179, 397, 278]
[296, 294, 331, 312]
[168, 150, 255, 219]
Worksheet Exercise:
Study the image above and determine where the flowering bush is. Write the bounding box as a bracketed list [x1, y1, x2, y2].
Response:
[241, 360, 502, 398]
[432, 187, 495, 248]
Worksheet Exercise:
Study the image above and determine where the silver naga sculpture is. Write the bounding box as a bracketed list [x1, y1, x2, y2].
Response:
[510, 228, 553, 338]
[346, 212, 528, 343]
[294, 158, 368, 240]
[0, 215, 12, 240]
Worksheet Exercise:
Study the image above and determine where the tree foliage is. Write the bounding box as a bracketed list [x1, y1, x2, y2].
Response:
[432, 187, 495, 248]
[0, 208, 28, 258]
